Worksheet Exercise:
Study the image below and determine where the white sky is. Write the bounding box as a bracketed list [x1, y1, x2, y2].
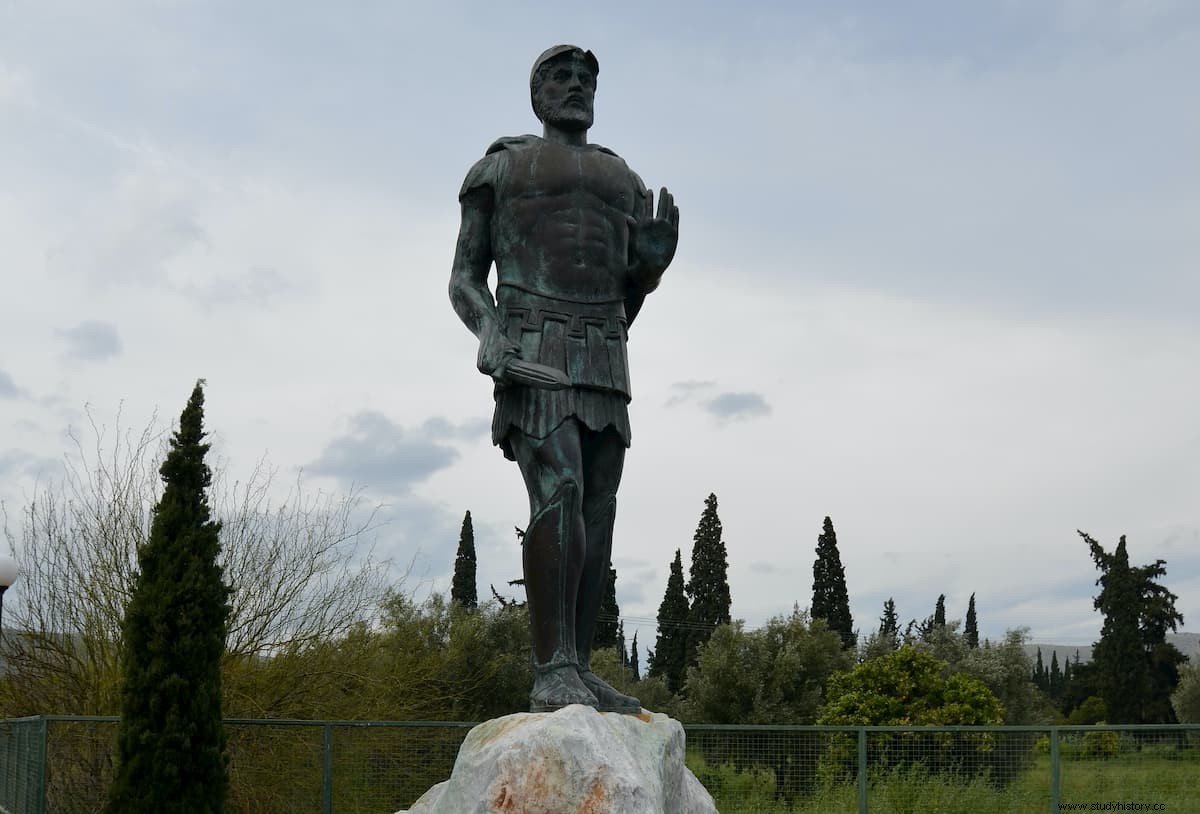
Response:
[2, 0, 1197, 650]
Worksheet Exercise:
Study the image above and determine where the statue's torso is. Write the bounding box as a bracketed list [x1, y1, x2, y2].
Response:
[491, 139, 641, 304]
[460, 136, 642, 398]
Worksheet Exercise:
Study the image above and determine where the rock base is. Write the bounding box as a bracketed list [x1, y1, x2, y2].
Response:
[398, 705, 716, 814]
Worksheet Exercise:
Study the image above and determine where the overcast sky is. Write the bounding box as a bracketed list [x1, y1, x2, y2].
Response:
[2, 0, 1197, 651]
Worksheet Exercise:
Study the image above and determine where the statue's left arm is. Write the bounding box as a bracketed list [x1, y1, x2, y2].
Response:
[624, 186, 679, 327]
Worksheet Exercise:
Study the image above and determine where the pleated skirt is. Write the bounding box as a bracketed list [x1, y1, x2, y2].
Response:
[492, 385, 631, 461]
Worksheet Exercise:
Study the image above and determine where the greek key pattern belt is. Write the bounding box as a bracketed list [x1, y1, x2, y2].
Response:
[498, 289, 627, 339]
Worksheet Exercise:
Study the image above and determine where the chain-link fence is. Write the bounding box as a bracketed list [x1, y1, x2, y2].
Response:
[0, 717, 45, 814]
[1, 718, 1197, 813]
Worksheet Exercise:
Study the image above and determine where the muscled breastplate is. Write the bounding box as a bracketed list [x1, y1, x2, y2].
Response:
[489, 139, 639, 397]
[492, 139, 639, 304]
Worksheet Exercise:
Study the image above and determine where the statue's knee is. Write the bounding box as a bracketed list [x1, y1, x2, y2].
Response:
[529, 477, 583, 529]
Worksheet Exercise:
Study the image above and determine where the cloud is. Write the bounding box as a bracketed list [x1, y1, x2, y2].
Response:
[665, 380, 716, 407]
[0, 370, 17, 398]
[703, 392, 771, 421]
[58, 320, 122, 362]
[421, 416, 490, 442]
[308, 411, 459, 497]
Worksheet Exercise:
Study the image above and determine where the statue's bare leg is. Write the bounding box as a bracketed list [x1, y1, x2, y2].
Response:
[575, 426, 641, 713]
[510, 418, 598, 712]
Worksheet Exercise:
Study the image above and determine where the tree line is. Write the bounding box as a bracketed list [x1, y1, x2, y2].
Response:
[2, 384, 1198, 808]
[450, 491, 1193, 730]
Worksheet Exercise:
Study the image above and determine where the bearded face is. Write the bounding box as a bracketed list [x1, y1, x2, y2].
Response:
[532, 54, 596, 131]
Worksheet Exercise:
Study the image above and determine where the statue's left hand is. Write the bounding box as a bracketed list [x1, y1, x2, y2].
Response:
[628, 187, 679, 290]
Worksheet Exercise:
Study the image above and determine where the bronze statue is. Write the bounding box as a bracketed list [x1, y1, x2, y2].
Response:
[450, 45, 679, 713]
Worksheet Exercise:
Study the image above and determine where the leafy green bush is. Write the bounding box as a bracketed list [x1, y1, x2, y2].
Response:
[818, 647, 1009, 784]
[1081, 728, 1120, 759]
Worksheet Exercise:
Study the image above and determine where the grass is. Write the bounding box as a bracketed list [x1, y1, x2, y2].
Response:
[688, 750, 1200, 813]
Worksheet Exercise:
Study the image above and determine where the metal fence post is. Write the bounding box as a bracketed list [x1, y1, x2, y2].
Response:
[1049, 727, 1060, 814]
[33, 717, 47, 814]
[322, 723, 333, 814]
[857, 727, 868, 814]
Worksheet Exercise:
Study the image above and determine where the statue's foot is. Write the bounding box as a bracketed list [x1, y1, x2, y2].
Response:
[579, 669, 642, 714]
[529, 664, 598, 713]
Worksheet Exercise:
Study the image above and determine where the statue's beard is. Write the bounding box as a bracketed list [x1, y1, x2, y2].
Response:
[536, 98, 593, 131]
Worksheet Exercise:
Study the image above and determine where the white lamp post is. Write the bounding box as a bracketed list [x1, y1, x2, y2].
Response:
[0, 553, 18, 638]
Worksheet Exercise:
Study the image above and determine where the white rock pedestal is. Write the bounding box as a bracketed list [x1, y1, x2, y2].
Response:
[398, 705, 717, 814]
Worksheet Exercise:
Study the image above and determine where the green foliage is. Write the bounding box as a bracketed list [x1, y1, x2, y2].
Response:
[819, 646, 1005, 784]
[685, 493, 731, 671]
[684, 609, 852, 726]
[811, 516, 855, 651]
[648, 549, 690, 694]
[1048, 650, 1062, 700]
[1067, 695, 1108, 725]
[631, 674, 679, 715]
[594, 566, 621, 650]
[862, 597, 900, 660]
[107, 382, 231, 814]
[376, 593, 531, 720]
[450, 510, 477, 609]
[1172, 660, 1200, 723]
[1, 405, 390, 725]
[684, 610, 851, 799]
[879, 597, 899, 638]
[629, 630, 640, 680]
[685, 751, 778, 811]
[1081, 728, 1120, 759]
[933, 594, 946, 628]
[964, 593, 979, 649]
[1082, 530, 1185, 723]
[820, 646, 1004, 727]
[926, 626, 1049, 725]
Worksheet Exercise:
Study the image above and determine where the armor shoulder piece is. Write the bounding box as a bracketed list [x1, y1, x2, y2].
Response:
[485, 134, 540, 155]
[460, 136, 539, 204]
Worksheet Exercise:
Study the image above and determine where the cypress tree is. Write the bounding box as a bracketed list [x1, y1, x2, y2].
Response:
[1049, 650, 1062, 700]
[1034, 648, 1046, 691]
[811, 516, 855, 650]
[685, 493, 732, 668]
[107, 381, 230, 814]
[1085, 532, 1148, 723]
[933, 594, 946, 628]
[879, 598, 899, 637]
[630, 631, 640, 680]
[450, 510, 478, 608]
[1082, 531, 1185, 723]
[595, 565, 621, 650]
[648, 549, 690, 694]
[618, 620, 628, 665]
[964, 592, 979, 648]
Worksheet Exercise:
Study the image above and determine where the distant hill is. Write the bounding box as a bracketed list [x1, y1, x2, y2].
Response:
[1023, 633, 1199, 665]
